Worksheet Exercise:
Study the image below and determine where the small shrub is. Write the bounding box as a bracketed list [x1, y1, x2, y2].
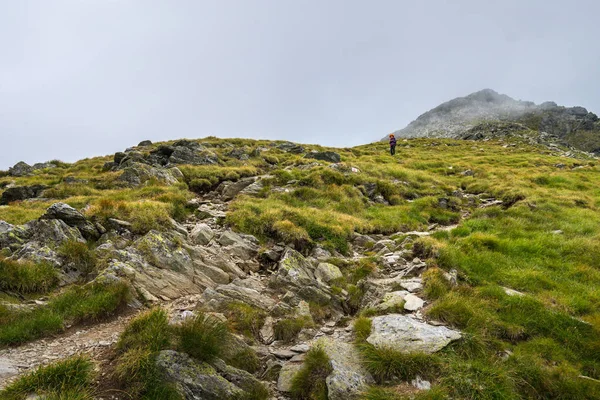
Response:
[0, 356, 94, 399]
[58, 240, 97, 278]
[353, 316, 372, 342]
[263, 155, 279, 165]
[346, 284, 364, 314]
[359, 344, 440, 383]
[0, 257, 58, 294]
[224, 346, 261, 374]
[290, 346, 333, 400]
[176, 314, 229, 363]
[412, 237, 442, 259]
[272, 220, 311, 249]
[274, 316, 312, 343]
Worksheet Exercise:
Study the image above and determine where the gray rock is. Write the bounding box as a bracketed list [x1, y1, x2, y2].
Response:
[403, 293, 425, 311]
[304, 151, 341, 163]
[317, 337, 374, 400]
[169, 146, 218, 166]
[138, 140, 153, 146]
[190, 224, 215, 246]
[118, 162, 181, 186]
[32, 161, 57, 170]
[196, 262, 230, 284]
[314, 262, 343, 283]
[219, 178, 256, 201]
[8, 161, 33, 176]
[211, 359, 266, 395]
[277, 360, 304, 392]
[155, 350, 244, 400]
[277, 142, 305, 154]
[411, 376, 431, 390]
[260, 316, 275, 344]
[133, 230, 193, 271]
[24, 219, 85, 247]
[367, 314, 461, 354]
[41, 202, 100, 240]
[0, 185, 47, 205]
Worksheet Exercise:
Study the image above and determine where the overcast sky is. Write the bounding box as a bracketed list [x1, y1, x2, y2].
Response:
[1, 0, 599, 169]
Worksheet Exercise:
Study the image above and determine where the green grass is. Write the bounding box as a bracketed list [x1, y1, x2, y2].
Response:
[176, 313, 229, 363]
[57, 240, 97, 278]
[274, 316, 313, 343]
[353, 316, 372, 342]
[359, 344, 441, 383]
[224, 301, 267, 339]
[0, 356, 95, 400]
[290, 346, 333, 400]
[0, 257, 58, 294]
[0, 280, 130, 346]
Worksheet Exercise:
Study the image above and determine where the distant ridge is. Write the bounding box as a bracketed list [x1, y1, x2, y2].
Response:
[386, 89, 600, 154]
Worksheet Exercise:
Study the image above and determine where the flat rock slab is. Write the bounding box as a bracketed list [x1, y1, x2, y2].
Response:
[367, 314, 461, 354]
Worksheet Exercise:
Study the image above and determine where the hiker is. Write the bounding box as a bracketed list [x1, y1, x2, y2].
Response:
[389, 134, 397, 155]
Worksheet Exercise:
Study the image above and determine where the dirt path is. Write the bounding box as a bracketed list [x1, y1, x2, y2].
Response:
[0, 313, 136, 389]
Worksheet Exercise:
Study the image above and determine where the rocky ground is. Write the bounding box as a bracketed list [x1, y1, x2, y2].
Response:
[0, 170, 500, 399]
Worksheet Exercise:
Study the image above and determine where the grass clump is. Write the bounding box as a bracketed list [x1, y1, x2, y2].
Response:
[224, 302, 267, 339]
[359, 344, 440, 383]
[115, 308, 181, 400]
[0, 257, 58, 294]
[0, 280, 130, 346]
[274, 316, 313, 343]
[57, 240, 97, 278]
[353, 316, 372, 342]
[290, 346, 333, 400]
[176, 314, 229, 363]
[0, 355, 94, 400]
[421, 267, 452, 300]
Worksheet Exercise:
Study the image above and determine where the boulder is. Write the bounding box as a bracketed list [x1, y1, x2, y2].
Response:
[155, 350, 244, 400]
[403, 293, 425, 311]
[277, 360, 304, 392]
[304, 151, 341, 163]
[24, 219, 85, 246]
[168, 144, 219, 166]
[260, 316, 275, 344]
[41, 202, 100, 240]
[118, 162, 180, 186]
[138, 140, 153, 146]
[317, 337, 374, 400]
[367, 314, 461, 354]
[272, 248, 316, 287]
[277, 142, 305, 154]
[314, 262, 343, 283]
[189, 223, 215, 245]
[133, 230, 193, 271]
[32, 162, 56, 170]
[218, 178, 256, 201]
[0, 185, 47, 205]
[8, 161, 33, 176]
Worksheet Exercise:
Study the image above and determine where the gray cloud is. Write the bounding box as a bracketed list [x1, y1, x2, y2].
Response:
[1, 0, 599, 169]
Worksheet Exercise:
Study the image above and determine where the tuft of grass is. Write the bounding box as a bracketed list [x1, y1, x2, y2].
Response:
[57, 240, 97, 278]
[421, 267, 452, 300]
[274, 316, 313, 343]
[353, 316, 372, 342]
[0, 257, 58, 294]
[115, 308, 181, 400]
[224, 302, 267, 339]
[359, 344, 440, 383]
[176, 314, 229, 363]
[0, 356, 94, 400]
[224, 346, 261, 374]
[290, 346, 333, 400]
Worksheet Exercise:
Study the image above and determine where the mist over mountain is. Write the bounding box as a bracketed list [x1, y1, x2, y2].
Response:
[388, 89, 600, 154]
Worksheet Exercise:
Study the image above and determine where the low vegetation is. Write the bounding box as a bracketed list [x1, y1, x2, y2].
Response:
[274, 316, 313, 343]
[0, 257, 58, 294]
[0, 356, 95, 400]
[290, 346, 333, 400]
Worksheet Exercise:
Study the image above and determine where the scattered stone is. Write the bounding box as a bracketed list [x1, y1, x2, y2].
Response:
[367, 314, 461, 354]
[271, 349, 298, 359]
[411, 376, 431, 390]
[314, 262, 343, 283]
[190, 223, 215, 245]
[403, 293, 425, 311]
[260, 317, 275, 344]
[138, 140, 153, 146]
[289, 343, 310, 353]
[277, 360, 304, 392]
[277, 142, 305, 154]
[503, 287, 525, 297]
[41, 202, 100, 240]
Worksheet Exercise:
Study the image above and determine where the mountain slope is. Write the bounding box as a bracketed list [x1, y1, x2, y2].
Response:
[389, 89, 600, 154]
[1, 136, 600, 399]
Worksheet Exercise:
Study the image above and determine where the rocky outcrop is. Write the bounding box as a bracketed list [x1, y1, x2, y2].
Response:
[41, 202, 102, 240]
[118, 162, 182, 186]
[367, 314, 461, 354]
[304, 151, 341, 163]
[155, 350, 245, 399]
[0, 185, 47, 205]
[317, 337, 374, 400]
[277, 142, 305, 153]
[8, 161, 34, 177]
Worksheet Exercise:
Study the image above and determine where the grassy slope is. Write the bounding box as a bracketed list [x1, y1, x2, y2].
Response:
[1, 136, 600, 397]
